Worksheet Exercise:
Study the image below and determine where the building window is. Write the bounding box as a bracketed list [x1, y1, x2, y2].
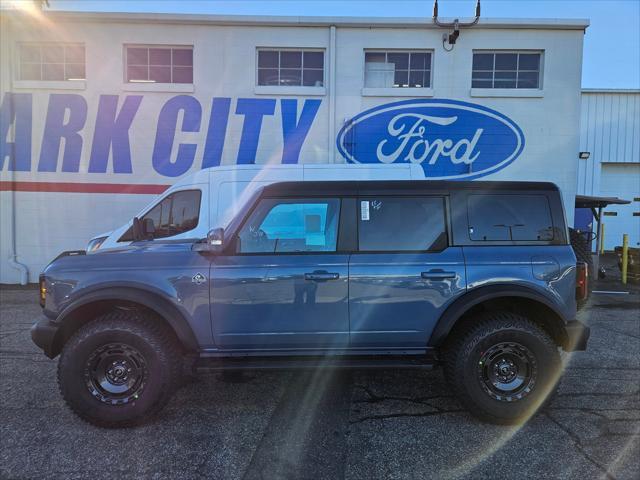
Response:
[364, 51, 432, 88]
[18, 43, 85, 81]
[257, 49, 324, 87]
[125, 45, 193, 84]
[472, 51, 542, 89]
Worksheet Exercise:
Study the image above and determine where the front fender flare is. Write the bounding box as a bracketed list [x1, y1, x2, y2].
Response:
[54, 286, 199, 354]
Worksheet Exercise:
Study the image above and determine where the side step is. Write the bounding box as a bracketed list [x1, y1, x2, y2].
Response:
[194, 355, 437, 373]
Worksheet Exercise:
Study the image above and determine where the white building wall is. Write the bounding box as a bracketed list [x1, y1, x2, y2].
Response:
[577, 90, 640, 196]
[578, 90, 640, 249]
[1, 11, 587, 283]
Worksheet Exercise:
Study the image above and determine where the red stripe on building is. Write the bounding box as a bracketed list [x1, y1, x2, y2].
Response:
[0, 181, 170, 194]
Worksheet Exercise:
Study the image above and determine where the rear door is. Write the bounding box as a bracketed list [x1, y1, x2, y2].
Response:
[349, 195, 466, 348]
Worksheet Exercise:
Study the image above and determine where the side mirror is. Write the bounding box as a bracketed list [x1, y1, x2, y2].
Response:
[132, 217, 143, 241]
[208, 227, 224, 246]
[142, 218, 156, 238]
[193, 227, 225, 253]
[132, 217, 155, 241]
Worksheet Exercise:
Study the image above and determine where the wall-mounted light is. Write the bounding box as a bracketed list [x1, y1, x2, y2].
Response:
[579, 152, 590, 159]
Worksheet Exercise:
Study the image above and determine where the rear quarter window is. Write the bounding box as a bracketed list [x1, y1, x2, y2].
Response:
[467, 194, 554, 242]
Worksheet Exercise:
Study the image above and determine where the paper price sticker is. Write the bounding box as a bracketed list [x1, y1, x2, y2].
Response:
[361, 201, 370, 221]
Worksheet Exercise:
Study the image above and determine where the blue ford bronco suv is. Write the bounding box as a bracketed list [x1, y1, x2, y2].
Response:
[31, 180, 590, 427]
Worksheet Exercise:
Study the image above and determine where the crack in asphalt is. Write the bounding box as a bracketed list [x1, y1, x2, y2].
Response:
[556, 391, 640, 399]
[544, 412, 618, 480]
[349, 409, 467, 425]
[353, 384, 455, 408]
[565, 366, 640, 371]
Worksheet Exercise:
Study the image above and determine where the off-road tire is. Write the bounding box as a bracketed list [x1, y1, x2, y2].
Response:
[57, 310, 181, 428]
[569, 227, 593, 310]
[443, 312, 561, 425]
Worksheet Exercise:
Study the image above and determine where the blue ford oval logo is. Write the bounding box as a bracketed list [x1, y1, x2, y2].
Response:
[336, 99, 525, 180]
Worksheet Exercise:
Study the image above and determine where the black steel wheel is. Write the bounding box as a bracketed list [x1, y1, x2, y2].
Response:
[58, 311, 181, 428]
[477, 342, 537, 402]
[444, 311, 561, 424]
[84, 342, 149, 405]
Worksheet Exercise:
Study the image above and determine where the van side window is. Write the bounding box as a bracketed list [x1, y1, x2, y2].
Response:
[358, 197, 447, 252]
[236, 198, 340, 253]
[118, 190, 201, 241]
[467, 194, 554, 241]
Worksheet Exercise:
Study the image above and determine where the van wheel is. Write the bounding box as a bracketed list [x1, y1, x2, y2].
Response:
[57, 311, 181, 428]
[443, 312, 561, 425]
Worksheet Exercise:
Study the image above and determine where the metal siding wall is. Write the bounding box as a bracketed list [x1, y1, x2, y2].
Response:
[578, 91, 640, 196]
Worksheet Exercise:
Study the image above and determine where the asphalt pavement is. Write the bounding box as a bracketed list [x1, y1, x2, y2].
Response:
[1, 268, 638, 479]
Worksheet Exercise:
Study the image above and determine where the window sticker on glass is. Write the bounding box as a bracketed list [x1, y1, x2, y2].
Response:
[361, 201, 370, 221]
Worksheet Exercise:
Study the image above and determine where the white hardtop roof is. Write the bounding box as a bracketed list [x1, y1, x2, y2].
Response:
[2, 9, 590, 30]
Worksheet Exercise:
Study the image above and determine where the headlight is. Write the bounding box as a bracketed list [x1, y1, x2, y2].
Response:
[86, 236, 107, 252]
[39, 274, 46, 308]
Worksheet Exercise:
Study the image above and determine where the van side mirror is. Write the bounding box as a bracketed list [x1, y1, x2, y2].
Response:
[132, 217, 155, 241]
[132, 217, 143, 241]
[143, 218, 156, 238]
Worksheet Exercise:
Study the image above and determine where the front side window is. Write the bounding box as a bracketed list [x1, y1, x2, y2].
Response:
[364, 50, 432, 88]
[358, 197, 447, 251]
[18, 43, 85, 81]
[119, 190, 201, 241]
[257, 49, 324, 87]
[467, 194, 554, 241]
[472, 51, 542, 89]
[237, 198, 340, 253]
[125, 45, 193, 84]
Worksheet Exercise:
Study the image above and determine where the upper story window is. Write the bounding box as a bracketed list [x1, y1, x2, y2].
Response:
[257, 49, 324, 87]
[18, 43, 85, 81]
[364, 50, 432, 88]
[472, 51, 542, 89]
[125, 45, 193, 84]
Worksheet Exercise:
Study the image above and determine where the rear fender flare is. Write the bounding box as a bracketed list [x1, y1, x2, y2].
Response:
[428, 285, 569, 347]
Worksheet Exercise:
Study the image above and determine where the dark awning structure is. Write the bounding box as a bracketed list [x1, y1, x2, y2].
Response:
[575, 195, 631, 209]
[574, 195, 631, 264]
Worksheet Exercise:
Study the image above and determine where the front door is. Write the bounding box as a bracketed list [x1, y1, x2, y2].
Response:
[349, 196, 466, 348]
[211, 197, 349, 350]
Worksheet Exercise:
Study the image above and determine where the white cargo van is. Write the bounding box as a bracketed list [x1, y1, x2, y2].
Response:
[87, 164, 424, 252]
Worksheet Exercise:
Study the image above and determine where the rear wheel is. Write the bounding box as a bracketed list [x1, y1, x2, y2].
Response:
[57, 311, 181, 428]
[444, 312, 561, 424]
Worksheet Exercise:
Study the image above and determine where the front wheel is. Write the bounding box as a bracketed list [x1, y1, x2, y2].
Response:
[57, 311, 181, 428]
[443, 312, 561, 424]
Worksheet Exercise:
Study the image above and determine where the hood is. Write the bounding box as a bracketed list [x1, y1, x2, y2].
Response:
[45, 239, 200, 274]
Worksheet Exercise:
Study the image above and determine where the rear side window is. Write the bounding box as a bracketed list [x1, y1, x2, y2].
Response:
[358, 197, 447, 252]
[467, 194, 554, 241]
[119, 190, 201, 241]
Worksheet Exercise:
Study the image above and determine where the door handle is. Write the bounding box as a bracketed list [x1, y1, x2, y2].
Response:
[421, 271, 456, 280]
[304, 271, 340, 281]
